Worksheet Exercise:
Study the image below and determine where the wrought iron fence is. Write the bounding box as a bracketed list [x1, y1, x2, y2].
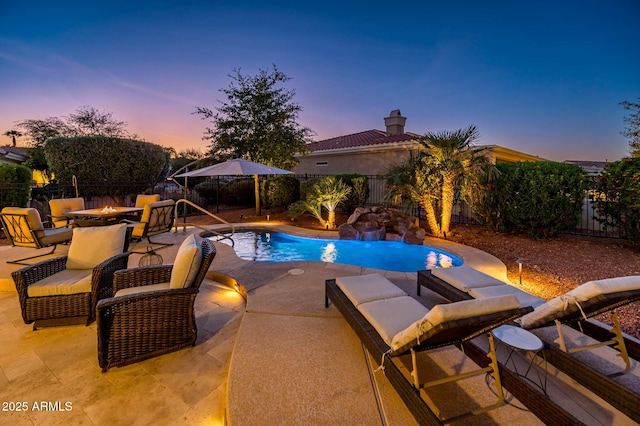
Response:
[0, 174, 624, 239]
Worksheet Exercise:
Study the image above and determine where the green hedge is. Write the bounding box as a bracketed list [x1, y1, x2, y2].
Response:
[44, 136, 167, 196]
[261, 175, 300, 209]
[334, 174, 369, 213]
[0, 164, 32, 209]
[472, 161, 586, 238]
[594, 158, 640, 244]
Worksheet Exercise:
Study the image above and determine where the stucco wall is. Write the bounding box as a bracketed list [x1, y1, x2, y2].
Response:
[293, 148, 416, 175]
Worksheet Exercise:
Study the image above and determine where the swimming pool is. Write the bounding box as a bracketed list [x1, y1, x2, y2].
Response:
[208, 229, 462, 272]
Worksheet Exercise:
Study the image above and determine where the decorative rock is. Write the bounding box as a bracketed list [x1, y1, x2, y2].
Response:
[338, 223, 358, 240]
[340, 206, 427, 245]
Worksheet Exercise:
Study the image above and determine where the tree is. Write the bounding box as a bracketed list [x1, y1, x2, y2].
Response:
[194, 65, 313, 170]
[16, 106, 136, 181]
[291, 176, 351, 229]
[621, 98, 640, 157]
[66, 106, 131, 138]
[3, 129, 22, 146]
[17, 106, 132, 147]
[385, 125, 494, 238]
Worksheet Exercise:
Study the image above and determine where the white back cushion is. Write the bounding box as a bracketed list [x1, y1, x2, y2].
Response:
[169, 234, 203, 289]
[66, 223, 127, 270]
[391, 295, 521, 351]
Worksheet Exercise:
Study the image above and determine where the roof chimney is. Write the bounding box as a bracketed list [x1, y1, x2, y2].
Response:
[384, 109, 406, 135]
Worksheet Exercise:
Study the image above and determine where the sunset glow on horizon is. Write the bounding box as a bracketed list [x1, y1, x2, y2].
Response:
[1, 1, 639, 162]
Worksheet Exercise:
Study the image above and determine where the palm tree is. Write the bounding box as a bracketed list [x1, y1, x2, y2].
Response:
[385, 125, 495, 238]
[301, 176, 351, 229]
[3, 129, 22, 147]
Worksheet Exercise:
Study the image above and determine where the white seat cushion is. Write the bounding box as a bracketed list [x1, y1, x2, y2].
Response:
[358, 296, 429, 346]
[66, 223, 127, 270]
[27, 269, 93, 297]
[336, 273, 407, 306]
[431, 265, 506, 292]
[469, 285, 546, 309]
[169, 234, 203, 289]
[519, 275, 640, 329]
[115, 282, 171, 297]
[391, 295, 521, 351]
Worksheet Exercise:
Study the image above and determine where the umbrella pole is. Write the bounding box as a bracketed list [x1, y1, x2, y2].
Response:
[254, 174, 261, 216]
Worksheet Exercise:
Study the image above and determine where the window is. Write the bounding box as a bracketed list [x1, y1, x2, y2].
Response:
[315, 161, 328, 166]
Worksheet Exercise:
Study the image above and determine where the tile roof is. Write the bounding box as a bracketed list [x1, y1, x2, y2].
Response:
[307, 129, 419, 152]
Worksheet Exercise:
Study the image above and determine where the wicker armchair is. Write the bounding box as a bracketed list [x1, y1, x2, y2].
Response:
[11, 225, 132, 329]
[97, 237, 216, 371]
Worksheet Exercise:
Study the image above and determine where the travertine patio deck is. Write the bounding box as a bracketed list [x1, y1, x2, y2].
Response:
[0, 224, 638, 425]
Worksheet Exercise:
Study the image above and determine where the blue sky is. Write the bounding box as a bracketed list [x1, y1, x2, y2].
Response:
[1, 1, 639, 161]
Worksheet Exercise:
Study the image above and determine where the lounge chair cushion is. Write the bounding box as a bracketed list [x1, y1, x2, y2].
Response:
[38, 226, 74, 246]
[115, 282, 171, 297]
[336, 273, 407, 306]
[431, 265, 506, 292]
[391, 295, 521, 351]
[169, 234, 202, 289]
[358, 296, 430, 345]
[66, 224, 128, 270]
[469, 284, 546, 309]
[519, 275, 640, 329]
[27, 269, 93, 297]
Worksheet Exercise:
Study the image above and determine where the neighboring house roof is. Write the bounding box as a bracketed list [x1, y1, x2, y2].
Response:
[0, 145, 29, 164]
[306, 129, 420, 153]
[563, 160, 609, 175]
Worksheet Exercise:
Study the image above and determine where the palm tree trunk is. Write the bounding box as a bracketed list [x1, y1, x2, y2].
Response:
[327, 209, 336, 229]
[440, 175, 456, 235]
[420, 197, 442, 237]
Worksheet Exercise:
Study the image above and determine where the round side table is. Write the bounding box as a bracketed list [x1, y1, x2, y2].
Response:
[491, 324, 547, 395]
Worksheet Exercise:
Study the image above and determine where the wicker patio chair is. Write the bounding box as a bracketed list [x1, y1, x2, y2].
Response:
[97, 236, 216, 372]
[48, 197, 85, 228]
[325, 275, 533, 424]
[1, 206, 73, 265]
[11, 224, 132, 330]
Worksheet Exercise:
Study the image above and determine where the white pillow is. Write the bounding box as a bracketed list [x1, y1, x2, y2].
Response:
[169, 234, 203, 289]
[66, 223, 127, 270]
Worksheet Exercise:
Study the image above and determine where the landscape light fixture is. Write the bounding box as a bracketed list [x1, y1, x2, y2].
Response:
[516, 258, 524, 286]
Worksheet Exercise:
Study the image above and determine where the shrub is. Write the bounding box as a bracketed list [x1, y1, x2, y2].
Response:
[194, 180, 219, 204]
[0, 164, 32, 208]
[299, 178, 321, 201]
[472, 161, 586, 238]
[261, 175, 300, 210]
[44, 136, 167, 196]
[335, 174, 369, 213]
[220, 179, 255, 206]
[594, 158, 640, 243]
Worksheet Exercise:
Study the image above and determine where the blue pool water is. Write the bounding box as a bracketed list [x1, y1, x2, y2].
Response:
[209, 229, 462, 272]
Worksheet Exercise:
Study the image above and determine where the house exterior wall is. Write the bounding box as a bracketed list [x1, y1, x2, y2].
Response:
[294, 145, 418, 175]
[294, 143, 545, 176]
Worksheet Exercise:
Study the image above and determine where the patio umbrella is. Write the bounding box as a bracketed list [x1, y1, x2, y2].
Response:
[174, 158, 293, 215]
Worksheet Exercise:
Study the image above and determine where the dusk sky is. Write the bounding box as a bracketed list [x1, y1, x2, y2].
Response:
[1, 1, 639, 162]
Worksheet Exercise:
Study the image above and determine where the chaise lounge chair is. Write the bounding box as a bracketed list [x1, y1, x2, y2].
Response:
[325, 273, 533, 424]
[418, 266, 640, 422]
